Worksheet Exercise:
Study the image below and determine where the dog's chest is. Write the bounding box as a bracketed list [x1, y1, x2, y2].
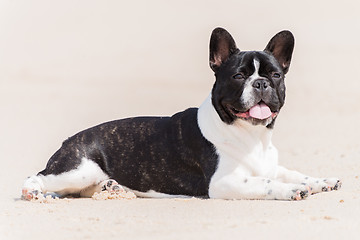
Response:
[215, 140, 279, 179]
[197, 95, 279, 179]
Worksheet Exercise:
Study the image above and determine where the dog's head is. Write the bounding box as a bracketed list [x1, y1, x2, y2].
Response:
[209, 28, 294, 128]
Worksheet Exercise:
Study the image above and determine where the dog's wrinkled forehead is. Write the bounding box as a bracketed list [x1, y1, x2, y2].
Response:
[226, 51, 283, 77]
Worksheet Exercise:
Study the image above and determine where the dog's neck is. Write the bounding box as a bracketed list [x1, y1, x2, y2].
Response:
[197, 94, 273, 153]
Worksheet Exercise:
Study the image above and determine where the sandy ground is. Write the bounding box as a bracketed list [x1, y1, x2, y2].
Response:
[1, 0, 360, 239]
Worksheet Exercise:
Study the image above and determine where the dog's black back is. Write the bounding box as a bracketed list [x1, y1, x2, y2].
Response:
[39, 108, 218, 196]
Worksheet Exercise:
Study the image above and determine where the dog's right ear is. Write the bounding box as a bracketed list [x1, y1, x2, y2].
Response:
[209, 27, 238, 72]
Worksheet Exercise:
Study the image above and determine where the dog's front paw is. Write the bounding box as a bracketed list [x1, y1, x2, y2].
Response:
[321, 179, 342, 192]
[307, 178, 342, 193]
[290, 185, 311, 201]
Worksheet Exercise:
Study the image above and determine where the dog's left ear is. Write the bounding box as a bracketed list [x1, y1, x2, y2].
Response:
[209, 27, 238, 72]
[265, 30, 294, 74]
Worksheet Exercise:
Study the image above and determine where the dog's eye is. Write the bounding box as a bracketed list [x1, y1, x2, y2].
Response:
[272, 73, 281, 79]
[233, 73, 245, 80]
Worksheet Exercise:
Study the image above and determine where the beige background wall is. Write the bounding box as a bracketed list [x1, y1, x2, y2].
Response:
[1, 0, 360, 239]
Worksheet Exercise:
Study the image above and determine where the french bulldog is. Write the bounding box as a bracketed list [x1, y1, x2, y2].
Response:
[22, 28, 341, 201]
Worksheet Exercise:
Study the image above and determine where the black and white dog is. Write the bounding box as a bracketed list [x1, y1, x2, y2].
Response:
[22, 28, 341, 201]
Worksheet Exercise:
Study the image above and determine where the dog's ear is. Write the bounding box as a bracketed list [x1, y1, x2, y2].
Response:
[209, 27, 238, 72]
[264, 30, 294, 74]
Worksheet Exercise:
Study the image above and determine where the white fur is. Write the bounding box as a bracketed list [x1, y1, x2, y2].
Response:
[197, 94, 339, 200]
[198, 94, 279, 199]
[23, 158, 109, 196]
[198, 95, 278, 178]
[241, 59, 261, 108]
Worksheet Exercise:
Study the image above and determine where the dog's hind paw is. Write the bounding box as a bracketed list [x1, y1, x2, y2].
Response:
[101, 179, 125, 193]
[22, 189, 60, 203]
[93, 179, 136, 200]
[21, 188, 42, 201]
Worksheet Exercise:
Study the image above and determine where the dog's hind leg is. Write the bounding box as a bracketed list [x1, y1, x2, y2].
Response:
[22, 157, 110, 200]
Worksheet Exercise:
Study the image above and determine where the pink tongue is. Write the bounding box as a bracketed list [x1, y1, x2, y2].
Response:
[249, 103, 272, 120]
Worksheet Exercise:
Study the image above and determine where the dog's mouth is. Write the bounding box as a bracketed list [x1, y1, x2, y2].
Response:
[228, 101, 278, 121]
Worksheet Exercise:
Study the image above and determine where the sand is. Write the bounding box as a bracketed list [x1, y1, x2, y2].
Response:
[1, 0, 360, 239]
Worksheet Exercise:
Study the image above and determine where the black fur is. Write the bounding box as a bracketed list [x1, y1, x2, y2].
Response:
[209, 28, 294, 127]
[39, 108, 218, 197]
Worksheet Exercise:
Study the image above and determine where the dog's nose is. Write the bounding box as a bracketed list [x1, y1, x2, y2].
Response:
[252, 79, 269, 91]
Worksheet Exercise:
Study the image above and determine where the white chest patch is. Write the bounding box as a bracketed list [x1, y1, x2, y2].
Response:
[197, 95, 279, 198]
